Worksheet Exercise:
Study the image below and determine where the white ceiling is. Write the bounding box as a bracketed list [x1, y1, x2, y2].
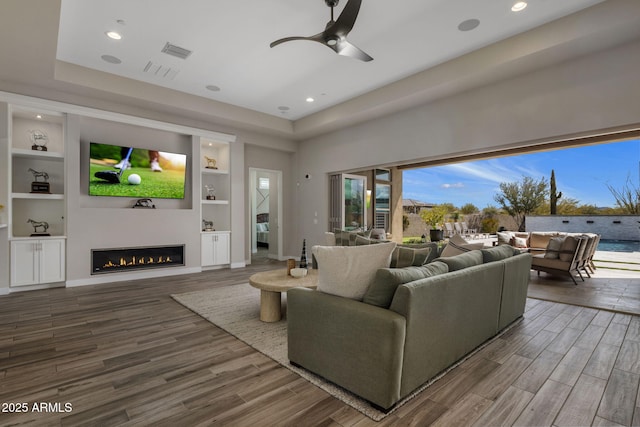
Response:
[56, 0, 606, 121]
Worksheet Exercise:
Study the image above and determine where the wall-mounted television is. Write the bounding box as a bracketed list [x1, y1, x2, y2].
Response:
[89, 142, 187, 199]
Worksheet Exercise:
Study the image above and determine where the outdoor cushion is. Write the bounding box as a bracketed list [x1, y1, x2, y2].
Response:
[544, 236, 564, 259]
[513, 236, 528, 248]
[363, 261, 449, 308]
[529, 232, 559, 249]
[400, 242, 440, 263]
[354, 235, 382, 245]
[436, 250, 483, 271]
[481, 245, 516, 263]
[497, 231, 513, 246]
[390, 246, 432, 268]
[531, 254, 571, 270]
[440, 234, 484, 257]
[559, 235, 580, 262]
[313, 242, 396, 300]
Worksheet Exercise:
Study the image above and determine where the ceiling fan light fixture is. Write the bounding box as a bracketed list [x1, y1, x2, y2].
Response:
[105, 31, 122, 40]
[326, 37, 338, 46]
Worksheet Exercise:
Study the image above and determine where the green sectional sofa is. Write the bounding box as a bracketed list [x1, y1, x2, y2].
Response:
[287, 246, 532, 410]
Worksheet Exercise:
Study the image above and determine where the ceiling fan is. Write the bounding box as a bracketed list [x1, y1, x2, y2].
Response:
[270, 0, 373, 62]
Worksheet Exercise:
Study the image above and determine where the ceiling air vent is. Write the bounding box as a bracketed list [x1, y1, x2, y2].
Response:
[143, 61, 179, 80]
[161, 42, 192, 60]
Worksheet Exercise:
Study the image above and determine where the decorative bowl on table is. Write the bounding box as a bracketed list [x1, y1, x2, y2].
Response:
[290, 268, 308, 278]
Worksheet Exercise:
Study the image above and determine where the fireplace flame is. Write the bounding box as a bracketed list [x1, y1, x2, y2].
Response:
[103, 255, 173, 269]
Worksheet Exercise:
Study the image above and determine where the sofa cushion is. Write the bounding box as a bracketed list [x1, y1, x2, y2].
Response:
[390, 246, 432, 268]
[399, 242, 440, 263]
[559, 235, 580, 262]
[440, 234, 484, 257]
[435, 250, 483, 272]
[532, 254, 571, 270]
[544, 236, 564, 259]
[363, 261, 449, 308]
[480, 245, 516, 263]
[529, 232, 559, 250]
[313, 242, 397, 300]
[334, 229, 371, 246]
[354, 235, 382, 245]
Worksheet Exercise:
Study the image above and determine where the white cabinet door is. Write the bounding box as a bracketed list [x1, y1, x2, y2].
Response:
[213, 232, 230, 265]
[201, 232, 230, 266]
[11, 238, 65, 286]
[10, 240, 39, 286]
[201, 234, 215, 266]
[40, 239, 66, 283]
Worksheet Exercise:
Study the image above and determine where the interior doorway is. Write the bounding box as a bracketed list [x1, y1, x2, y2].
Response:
[249, 168, 283, 263]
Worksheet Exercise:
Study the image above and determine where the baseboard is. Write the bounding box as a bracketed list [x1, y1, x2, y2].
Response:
[66, 266, 201, 287]
[0, 287, 10, 296]
[230, 261, 246, 269]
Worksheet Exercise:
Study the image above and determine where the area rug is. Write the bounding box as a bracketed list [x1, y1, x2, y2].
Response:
[171, 283, 516, 421]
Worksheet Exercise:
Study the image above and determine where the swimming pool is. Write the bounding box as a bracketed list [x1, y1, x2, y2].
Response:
[597, 239, 640, 253]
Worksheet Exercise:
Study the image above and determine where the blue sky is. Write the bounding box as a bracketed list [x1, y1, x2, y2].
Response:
[403, 139, 640, 209]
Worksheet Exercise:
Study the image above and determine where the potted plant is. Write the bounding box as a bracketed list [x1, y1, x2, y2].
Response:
[420, 205, 447, 241]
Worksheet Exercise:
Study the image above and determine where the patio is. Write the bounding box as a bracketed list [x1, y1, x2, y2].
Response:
[527, 250, 640, 315]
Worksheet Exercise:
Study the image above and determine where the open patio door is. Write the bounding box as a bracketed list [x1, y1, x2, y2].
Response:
[329, 173, 367, 230]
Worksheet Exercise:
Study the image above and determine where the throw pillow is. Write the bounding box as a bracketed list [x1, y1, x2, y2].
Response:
[496, 231, 513, 246]
[370, 228, 386, 240]
[544, 236, 564, 259]
[312, 242, 397, 300]
[390, 246, 432, 268]
[400, 242, 440, 263]
[435, 250, 483, 271]
[363, 261, 449, 308]
[480, 245, 517, 263]
[440, 234, 484, 257]
[513, 236, 528, 249]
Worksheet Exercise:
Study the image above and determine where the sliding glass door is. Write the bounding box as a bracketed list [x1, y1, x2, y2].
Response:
[342, 174, 367, 230]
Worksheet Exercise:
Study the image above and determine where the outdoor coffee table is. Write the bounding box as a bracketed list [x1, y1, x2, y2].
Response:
[249, 269, 318, 322]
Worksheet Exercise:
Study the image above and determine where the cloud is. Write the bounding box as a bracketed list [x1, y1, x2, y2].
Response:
[441, 182, 464, 189]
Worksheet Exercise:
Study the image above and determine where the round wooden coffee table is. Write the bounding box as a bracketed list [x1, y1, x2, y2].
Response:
[249, 269, 318, 322]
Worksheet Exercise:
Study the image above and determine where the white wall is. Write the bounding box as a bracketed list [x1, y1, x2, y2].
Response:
[295, 39, 640, 248]
[527, 216, 640, 241]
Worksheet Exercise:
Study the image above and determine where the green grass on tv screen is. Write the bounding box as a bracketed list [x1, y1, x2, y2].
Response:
[89, 165, 186, 199]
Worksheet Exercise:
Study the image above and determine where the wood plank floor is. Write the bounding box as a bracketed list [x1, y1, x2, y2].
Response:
[1, 261, 639, 426]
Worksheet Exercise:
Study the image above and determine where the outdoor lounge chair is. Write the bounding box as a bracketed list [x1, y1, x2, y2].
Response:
[444, 222, 455, 238]
[461, 221, 477, 237]
[454, 222, 463, 236]
[530, 235, 588, 285]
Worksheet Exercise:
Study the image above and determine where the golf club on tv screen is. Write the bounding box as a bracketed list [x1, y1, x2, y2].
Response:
[89, 142, 187, 199]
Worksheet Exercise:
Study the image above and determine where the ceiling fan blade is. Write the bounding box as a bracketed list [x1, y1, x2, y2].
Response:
[335, 39, 373, 62]
[270, 36, 313, 48]
[331, 0, 362, 37]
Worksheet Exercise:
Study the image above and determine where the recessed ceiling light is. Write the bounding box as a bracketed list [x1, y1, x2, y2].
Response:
[278, 106, 290, 111]
[205, 85, 221, 92]
[458, 19, 480, 32]
[101, 54, 122, 64]
[306, 97, 315, 103]
[511, 2, 527, 12]
[105, 31, 122, 40]
[36, 114, 42, 119]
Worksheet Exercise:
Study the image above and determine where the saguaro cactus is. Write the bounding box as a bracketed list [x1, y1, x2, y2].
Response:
[550, 169, 562, 215]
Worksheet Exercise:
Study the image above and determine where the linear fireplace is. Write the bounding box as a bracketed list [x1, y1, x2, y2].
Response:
[92, 245, 185, 275]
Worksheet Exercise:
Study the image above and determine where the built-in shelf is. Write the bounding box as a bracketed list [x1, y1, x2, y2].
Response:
[12, 192, 64, 200]
[201, 168, 229, 175]
[10, 235, 67, 241]
[201, 199, 229, 205]
[12, 148, 64, 161]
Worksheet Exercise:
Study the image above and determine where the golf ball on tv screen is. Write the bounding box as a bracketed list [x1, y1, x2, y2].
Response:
[128, 174, 141, 185]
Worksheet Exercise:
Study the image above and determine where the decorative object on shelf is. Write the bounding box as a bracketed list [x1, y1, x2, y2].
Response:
[287, 258, 296, 276]
[27, 218, 50, 236]
[132, 198, 156, 209]
[29, 129, 48, 151]
[205, 185, 216, 200]
[299, 239, 308, 268]
[202, 219, 215, 231]
[204, 156, 218, 169]
[28, 168, 51, 194]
